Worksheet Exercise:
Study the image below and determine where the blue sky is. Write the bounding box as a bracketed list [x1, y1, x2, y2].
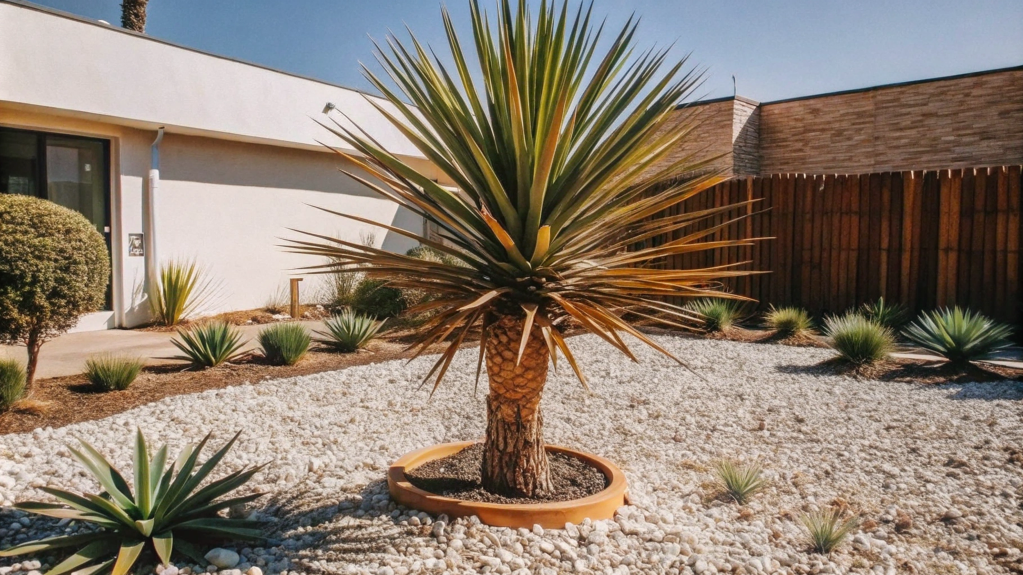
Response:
[30, 0, 1023, 102]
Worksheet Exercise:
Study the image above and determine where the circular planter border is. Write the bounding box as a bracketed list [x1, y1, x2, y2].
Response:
[387, 441, 627, 529]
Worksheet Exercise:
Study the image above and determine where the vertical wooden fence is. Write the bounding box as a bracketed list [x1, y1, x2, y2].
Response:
[646, 166, 1022, 323]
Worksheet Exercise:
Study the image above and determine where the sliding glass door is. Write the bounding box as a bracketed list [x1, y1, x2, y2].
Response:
[0, 127, 112, 310]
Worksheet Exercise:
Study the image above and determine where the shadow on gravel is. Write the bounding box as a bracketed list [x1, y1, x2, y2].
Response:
[259, 479, 425, 569]
[943, 381, 1023, 401]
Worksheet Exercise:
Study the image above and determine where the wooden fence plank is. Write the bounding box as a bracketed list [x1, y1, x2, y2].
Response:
[995, 167, 1009, 315]
[887, 172, 905, 302]
[958, 169, 976, 308]
[970, 169, 988, 312]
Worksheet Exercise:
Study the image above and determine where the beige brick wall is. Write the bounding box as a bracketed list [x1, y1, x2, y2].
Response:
[643, 99, 735, 180]
[759, 68, 1023, 173]
[731, 98, 760, 175]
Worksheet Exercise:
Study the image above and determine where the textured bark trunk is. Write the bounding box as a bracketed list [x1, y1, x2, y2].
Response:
[481, 313, 554, 498]
[24, 329, 42, 396]
[120, 0, 148, 33]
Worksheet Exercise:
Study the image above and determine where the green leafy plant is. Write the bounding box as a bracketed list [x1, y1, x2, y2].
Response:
[316, 310, 383, 353]
[85, 354, 144, 391]
[257, 323, 311, 366]
[286, 0, 754, 497]
[764, 306, 813, 337]
[149, 259, 218, 326]
[0, 429, 265, 573]
[823, 313, 894, 364]
[0, 359, 26, 412]
[685, 298, 745, 332]
[860, 297, 909, 329]
[351, 279, 406, 319]
[714, 460, 766, 505]
[801, 509, 858, 554]
[171, 321, 247, 368]
[0, 194, 109, 392]
[902, 306, 1013, 365]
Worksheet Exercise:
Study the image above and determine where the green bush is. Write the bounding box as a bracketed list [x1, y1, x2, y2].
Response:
[84, 354, 144, 391]
[685, 298, 744, 332]
[352, 279, 406, 319]
[801, 509, 858, 554]
[150, 259, 217, 326]
[714, 460, 766, 505]
[0, 429, 265, 570]
[0, 359, 26, 411]
[0, 195, 109, 391]
[902, 306, 1013, 365]
[764, 306, 813, 337]
[317, 310, 384, 353]
[258, 323, 311, 366]
[823, 313, 894, 364]
[860, 297, 909, 329]
[171, 321, 248, 368]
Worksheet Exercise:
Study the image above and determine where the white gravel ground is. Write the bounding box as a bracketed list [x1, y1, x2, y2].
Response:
[1, 334, 1021, 575]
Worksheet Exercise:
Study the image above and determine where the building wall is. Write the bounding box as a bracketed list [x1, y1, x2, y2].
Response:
[643, 99, 736, 179]
[731, 99, 760, 176]
[758, 68, 1023, 174]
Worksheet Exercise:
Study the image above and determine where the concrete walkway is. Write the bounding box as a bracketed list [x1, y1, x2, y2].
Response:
[0, 320, 326, 380]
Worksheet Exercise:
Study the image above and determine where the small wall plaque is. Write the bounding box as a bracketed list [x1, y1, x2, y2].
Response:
[128, 233, 145, 257]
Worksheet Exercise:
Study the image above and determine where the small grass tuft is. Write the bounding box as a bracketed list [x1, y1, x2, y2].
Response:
[171, 321, 248, 368]
[714, 460, 767, 505]
[902, 306, 1012, 365]
[823, 313, 894, 364]
[860, 297, 909, 329]
[0, 359, 26, 411]
[801, 509, 858, 554]
[84, 354, 144, 391]
[764, 306, 813, 337]
[686, 298, 745, 332]
[317, 310, 384, 353]
[258, 323, 311, 366]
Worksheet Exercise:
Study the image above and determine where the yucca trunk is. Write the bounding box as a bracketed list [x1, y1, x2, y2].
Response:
[482, 313, 554, 498]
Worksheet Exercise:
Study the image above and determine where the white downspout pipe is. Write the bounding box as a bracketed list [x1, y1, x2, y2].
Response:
[145, 127, 164, 300]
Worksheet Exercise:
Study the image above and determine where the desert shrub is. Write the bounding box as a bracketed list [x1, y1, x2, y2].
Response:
[264, 284, 290, 314]
[0, 195, 109, 391]
[171, 321, 248, 368]
[902, 306, 1012, 365]
[860, 297, 909, 329]
[764, 306, 813, 337]
[714, 460, 766, 505]
[0, 429, 264, 570]
[0, 359, 26, 411]
[258, 323, 311, 366]
[406, 245, 469, 268]
[150, 259, 217, 326]
[823, 313, 894, 364]
[317, 310, 383, 353]
[801, 509, 858, 554]
[685, 298, 744, 332]
[352, 279, 406, 319]
[84, 354, 144, 391]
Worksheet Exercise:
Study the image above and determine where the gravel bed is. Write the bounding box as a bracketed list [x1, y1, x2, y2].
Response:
[1, 334, 1021, 574]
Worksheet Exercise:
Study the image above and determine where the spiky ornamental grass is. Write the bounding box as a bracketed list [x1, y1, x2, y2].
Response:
[0, 358, 26, 411]
[902, 306, 1013, 365]
[149, 260, 218, 327]
[823, 313, 894, 365]
[801, 509, 859, 554]
[763, 306, 813, 337]
[85, 354, 144, 391]
[714, 460, 766, 505]
[257, 323, 311, 366]
[685, 298, 746, 333]
[283, 0, 759, 395]
[316, 310, 383, 353]
[171, 321, 248, 369]
[0, 430, 265, 575]
[860, 297, 909, 330]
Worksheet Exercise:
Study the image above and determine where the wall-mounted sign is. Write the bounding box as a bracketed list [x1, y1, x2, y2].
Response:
[128, 233, 145, 257]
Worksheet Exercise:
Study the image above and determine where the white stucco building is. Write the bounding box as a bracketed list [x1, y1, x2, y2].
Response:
[0, 0, 444, 330]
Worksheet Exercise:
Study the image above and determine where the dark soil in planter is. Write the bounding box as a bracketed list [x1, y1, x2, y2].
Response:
[405, 443, 609, 504]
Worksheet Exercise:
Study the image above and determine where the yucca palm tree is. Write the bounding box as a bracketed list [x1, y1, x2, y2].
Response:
[120, 0, 148, 33]
[287, 0, 756, 498]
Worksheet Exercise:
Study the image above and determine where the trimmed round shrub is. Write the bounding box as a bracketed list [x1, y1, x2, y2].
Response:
[0, 195, 109, 390]
[352, 279, 406, 319]
[685, 298, 744, 332]
[764, 306, 813, 337]
[84, 354, 144, 391]
[0, 359, 26, 411]
[823, 313, 894, 364]
[902, 306, 1012, 365]
[258, 322, 311, 366]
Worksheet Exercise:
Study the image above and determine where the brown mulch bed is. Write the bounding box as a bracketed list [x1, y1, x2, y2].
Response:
[703, 326, 829, 348]
[404, 443, 609, 504]
[809, 356, 1022, 384]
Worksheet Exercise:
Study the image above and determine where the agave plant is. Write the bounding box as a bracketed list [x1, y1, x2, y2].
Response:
[171, 321, 248, 368]
[286, 0, 755, 497]
[902, 306, 1013, 365]
[860, 297, 909, 330]
[714, 460, 766, 505]
[316, 310, 384, 353]
[0, 430, 265, 574]
[149, 259, 218, 326]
